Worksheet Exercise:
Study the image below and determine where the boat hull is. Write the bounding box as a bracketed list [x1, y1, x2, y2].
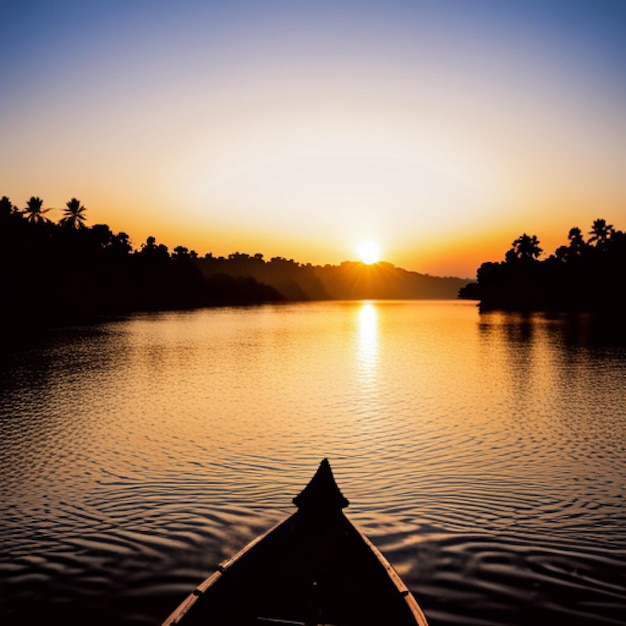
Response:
[162, 461, 428, 626]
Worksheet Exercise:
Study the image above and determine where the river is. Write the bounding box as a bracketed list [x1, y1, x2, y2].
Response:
[1, 300, 625, 625]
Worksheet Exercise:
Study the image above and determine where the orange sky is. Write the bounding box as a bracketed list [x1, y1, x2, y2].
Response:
[2, 1, 625, 278]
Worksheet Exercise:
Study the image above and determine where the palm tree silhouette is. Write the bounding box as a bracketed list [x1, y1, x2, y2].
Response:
[566, 227, 587, 258]
[508, 233, 543, 261]
[0, 196, 15, 218]
[60, 197, 87, 229]
[23, 196, 51, 224]
[588, 218, 614, 249]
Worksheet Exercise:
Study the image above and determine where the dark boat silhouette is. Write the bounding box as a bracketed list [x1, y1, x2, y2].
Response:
[162, 458, 429, 626]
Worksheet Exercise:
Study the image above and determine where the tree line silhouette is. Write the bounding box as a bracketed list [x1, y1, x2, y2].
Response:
[3, 194, 621, 344]
[0, 196, 285, 340]
[459, 219, 625, 312]
[1, 195, 468, 343]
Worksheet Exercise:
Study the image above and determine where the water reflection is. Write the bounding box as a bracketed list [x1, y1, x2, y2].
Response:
[2, 302, 625, 626]
[478, 309, 626, 349]
[356, 301, 378, 382]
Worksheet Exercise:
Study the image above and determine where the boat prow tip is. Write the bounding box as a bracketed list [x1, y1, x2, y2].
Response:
[293, 458, 350, 511]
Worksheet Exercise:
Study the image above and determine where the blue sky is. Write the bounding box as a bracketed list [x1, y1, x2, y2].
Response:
[2, 0, 625, 276]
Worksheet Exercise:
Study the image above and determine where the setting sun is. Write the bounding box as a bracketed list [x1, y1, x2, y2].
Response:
[357, 241, 381, 265]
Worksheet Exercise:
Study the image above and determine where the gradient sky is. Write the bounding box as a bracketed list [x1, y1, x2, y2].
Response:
[2, 0, 625, 278]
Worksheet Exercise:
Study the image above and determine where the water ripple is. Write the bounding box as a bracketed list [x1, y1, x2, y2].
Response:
[2, 303, 625, 626]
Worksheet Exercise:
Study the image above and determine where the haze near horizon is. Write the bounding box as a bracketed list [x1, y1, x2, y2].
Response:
[2, 1, 625, 278]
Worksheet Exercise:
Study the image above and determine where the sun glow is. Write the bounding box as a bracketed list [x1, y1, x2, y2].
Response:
[357, 241, 381, 265]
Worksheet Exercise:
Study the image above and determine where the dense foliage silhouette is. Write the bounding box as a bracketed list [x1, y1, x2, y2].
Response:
[459, 219, 625, 312]
[4, 195, 623, 343]
[1, 195, 469, 345]
[0, 196, 283, 343]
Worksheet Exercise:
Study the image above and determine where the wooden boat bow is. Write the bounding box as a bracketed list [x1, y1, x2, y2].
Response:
[162, 459, 429, 626]
[293, 458, 350, 512]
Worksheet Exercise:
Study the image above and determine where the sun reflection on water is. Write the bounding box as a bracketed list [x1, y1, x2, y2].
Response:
[357, 301, 378, 382]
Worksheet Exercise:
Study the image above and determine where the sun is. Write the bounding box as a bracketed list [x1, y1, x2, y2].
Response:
[357, 240, 381, 265]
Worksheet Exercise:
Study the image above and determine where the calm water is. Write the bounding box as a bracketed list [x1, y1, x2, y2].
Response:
[1, 300, 625, 626]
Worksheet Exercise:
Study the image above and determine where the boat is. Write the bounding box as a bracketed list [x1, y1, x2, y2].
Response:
[162, 458, 429, 626]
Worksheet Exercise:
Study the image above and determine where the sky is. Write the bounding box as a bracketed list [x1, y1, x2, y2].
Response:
[2, 0, 625, 278]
